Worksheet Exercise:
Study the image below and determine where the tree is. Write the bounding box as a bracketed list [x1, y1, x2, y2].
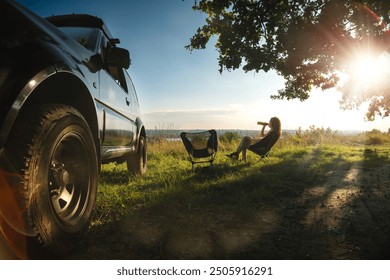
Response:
[186, 0, 390, 120]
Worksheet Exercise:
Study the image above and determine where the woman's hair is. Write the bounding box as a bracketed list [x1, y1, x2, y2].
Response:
[270, 117, 281, 135]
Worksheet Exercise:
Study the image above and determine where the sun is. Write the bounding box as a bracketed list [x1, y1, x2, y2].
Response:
[339, 49, 390, 103]
[349, 52, 390, 86]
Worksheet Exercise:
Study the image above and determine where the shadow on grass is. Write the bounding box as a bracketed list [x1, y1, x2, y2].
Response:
[66, 146, 390, 260]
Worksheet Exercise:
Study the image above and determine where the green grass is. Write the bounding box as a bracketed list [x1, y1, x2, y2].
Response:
[91, 129, 390, 227]
[60, 128, 390, 259]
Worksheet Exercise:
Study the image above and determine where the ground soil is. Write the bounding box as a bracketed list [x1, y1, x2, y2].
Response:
[66, 160, 390, 260]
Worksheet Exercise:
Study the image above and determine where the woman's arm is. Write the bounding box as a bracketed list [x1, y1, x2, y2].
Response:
[257, 121, 269, 137]
[260, 124, 267, 137]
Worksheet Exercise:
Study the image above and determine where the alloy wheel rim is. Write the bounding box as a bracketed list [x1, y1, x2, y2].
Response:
[48, 132, 90, 226]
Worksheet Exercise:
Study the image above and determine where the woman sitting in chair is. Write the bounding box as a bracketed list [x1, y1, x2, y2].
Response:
[227, 116, 281, 161]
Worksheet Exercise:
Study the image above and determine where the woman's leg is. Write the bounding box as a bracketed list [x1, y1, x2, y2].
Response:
[242, 148, 247, 161]
[233, 136, 254, 160]
[235, 136, 252, 153]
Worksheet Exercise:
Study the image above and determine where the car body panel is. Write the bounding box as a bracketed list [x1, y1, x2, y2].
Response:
[0, 0, 145, 163]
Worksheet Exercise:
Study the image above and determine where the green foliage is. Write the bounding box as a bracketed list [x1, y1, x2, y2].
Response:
[219, 131, 241, 144]
[285, 126, 343, 146]
[187, 0, 390, 120]
[364, 129, 390, 145]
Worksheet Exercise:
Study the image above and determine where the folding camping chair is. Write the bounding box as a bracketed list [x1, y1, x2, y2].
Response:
[247, 131, 280, 160]
[180, 130, 218, 172]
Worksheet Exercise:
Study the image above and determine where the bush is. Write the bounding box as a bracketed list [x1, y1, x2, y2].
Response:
[286, 126, 341, 146]
[219, 131, 241, 144]
[365, 129, 390, 145]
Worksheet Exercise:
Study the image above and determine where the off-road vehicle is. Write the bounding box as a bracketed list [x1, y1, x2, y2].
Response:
[0, 0, 146, 258]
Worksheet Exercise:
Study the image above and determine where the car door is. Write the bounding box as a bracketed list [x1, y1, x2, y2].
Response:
[98, 65, 136, 147]
[123, 71, 140, 121]
[97, 39, 136, 149]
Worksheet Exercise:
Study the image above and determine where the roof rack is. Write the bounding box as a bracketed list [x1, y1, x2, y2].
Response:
[46, 14, 116, 43]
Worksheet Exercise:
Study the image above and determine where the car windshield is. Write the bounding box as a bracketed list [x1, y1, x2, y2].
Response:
[59, 27, 95, 50]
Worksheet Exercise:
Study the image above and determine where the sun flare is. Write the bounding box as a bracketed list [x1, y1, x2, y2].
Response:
[348, 51, 390, 86]
[339, 49, 390, 106]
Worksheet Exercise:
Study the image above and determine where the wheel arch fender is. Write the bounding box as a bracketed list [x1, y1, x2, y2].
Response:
[135, 117, 146, 150]
[2, 66, 101, 165]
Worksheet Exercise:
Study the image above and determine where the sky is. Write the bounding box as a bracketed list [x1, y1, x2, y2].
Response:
[17, 0, 390, 132]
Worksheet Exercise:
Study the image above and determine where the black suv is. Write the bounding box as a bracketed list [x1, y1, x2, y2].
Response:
[0, 0, 146, 257]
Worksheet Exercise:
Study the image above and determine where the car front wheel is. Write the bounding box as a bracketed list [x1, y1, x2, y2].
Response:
[12, 104, 98, 256]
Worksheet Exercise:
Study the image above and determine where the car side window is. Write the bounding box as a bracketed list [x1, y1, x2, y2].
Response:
[107, 65, 128, 92]
[124, 71, 139, 111]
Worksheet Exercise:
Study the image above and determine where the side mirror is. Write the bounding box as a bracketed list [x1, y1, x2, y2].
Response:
[106, 47, 131, 69]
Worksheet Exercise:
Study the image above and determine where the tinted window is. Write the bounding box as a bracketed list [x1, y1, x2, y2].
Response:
[59, 27, 94, 50]
[107, 65, 128, 92]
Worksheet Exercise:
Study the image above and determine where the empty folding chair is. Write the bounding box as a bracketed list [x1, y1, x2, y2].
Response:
[180, 130, 218, 172]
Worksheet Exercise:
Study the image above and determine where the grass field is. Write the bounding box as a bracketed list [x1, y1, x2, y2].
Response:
[69, 128, 390, 259]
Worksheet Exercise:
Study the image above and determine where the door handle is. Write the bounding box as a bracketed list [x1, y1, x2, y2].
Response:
[125, 97, 130, 106]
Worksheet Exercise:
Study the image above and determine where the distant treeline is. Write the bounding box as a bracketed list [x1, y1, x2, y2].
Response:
[146, 128, 363, 140]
